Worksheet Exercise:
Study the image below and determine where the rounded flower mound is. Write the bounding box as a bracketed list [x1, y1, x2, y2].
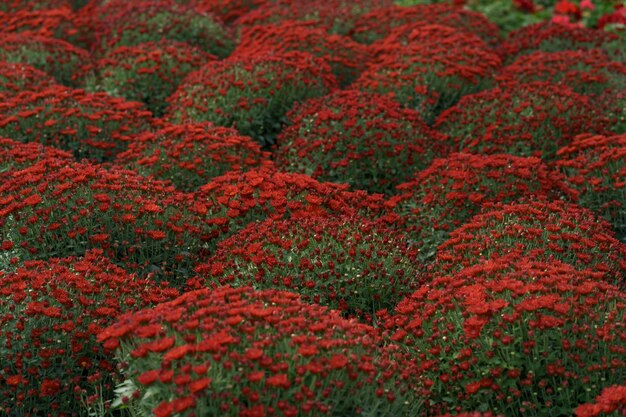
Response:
[115, 122, 272, 192]
[98, 285, 421, 417]
[93, 0, 235, 58]
[167, 52, 337, 147]
[380, 256, 626, 416]
[86, 40, 214, 117]
[0, 86, 156, 162]
[234, 0, 392, 36]
[555, 133, 626, 242]
[0, 137, 72, 177]
[392, 153, 576, 261]
[0, 33, 90, 87]
[353, 26, 501, 124]
[0, 7, 77, 41]
[576, 385, 626, 417]
[274, 90, 443, 195]
[350, 4, 501, 47]
[191, 0, 268, 24]
[190, 168, 395, 251]
[498, 22, 623, 64]
[0, 61, 56, 98]
[0, 0, 69, 12]
[195, 215, 423, 321]
[497, 49, 626, 98]
[434, 200, 626, 278]
[0, 250, 178, 417]
[233, 21, 370, 87]
[0, 158, 206, 281]
[434, 82, 612, 160]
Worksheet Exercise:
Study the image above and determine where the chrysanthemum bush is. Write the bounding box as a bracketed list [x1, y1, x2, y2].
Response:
[0, 85, 156, 162]
[97, 285, 423, 417]
[0, 250, 179, 417]
[0, 0, 69, 12]
[233, 21, 370, 87]
[85, 40, 214, 117]
[0, 33, 90, 87]
[498, 22, 624, 64]
[575, 384, 626, 417]
[350, 4, 501, 47]
[114, 122, 272, 192]
[167, 52, 337, 147]
[274, 90, 444, 195]
[497, 49, 626, 98]
[0, 137, 72, 177]
[193, 215, 423, 322]
[0, 6, 77, 40]
[92, 0, 235, 58]
[391, 153, 577, 261]
[554, 133, 626, 242]
[353, 26, 501, 124]
[189, 167, 398, 252]
[0, 158, 208, 281]
[0, 61, 56, 98]
[234, 0, 392, 36]
[378, 256, 626, 416]
[191, 0, 268, 24]
[434, 200, 626, 279]
[434, 82, 612, 160]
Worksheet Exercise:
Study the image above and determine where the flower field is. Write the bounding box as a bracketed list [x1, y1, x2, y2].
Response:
[0, 0, 625, 416]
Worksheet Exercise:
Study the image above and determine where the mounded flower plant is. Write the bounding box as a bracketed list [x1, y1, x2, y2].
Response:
[167, 51, 337, 147]
[0, 61, 56, 98]
[555, 132, 626, 242]
[114, 122, 272, 192]
[86, 40, 214, 117]
[0, 158, 207, 281]
[353, 26, 501, 124]
[379, 255, 626, 416]
[0, 250, 179, 417]
[391, 153, 577, 261]
[0, 85, 156, 162]
[434, 199, 626, 279]
[434, 82, 613, 161]
[97, 285, 422, 417]
[194, 215, 424, 322]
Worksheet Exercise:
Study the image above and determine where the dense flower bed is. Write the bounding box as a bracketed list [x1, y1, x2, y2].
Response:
[1, 1, 626, 416]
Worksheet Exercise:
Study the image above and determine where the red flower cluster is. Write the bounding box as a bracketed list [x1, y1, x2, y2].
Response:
[233, 21, 370, 87]
[0, 6, 77, 41]
[350, 4, 501, 47]
[90, 0, 235, 58]
[354, 25, 501, 124]
[497, 49, 626, 98]
[195, 215, 424, 321]
[434, 199, 626, 279]
[167, 51, 337, 147]
[379, 255, 626, 415]
[234, 0, 392, 36]
[115, 122, 272, 192]
[435, 82, 612, 160]
[498, 22, 622, 64]
[0, 32, 90, 87]
[576, 384, 626, 416]
[275, 90, 444, 195]
[0, 249, 178, 417]
[0, 85, 156, 162]
[0, 0, 69, 13]
[0, 137, 72, 178]
[86, 40, 214, 117]
[0, 157, 207, 280]
[555, 132, 626, 242]
[392, 153, 577, 261]
[0, 61, 56, 98]
[190, 167, 394, 252]
[191, 0, 267, 24]
[97, 285, 421, 417]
